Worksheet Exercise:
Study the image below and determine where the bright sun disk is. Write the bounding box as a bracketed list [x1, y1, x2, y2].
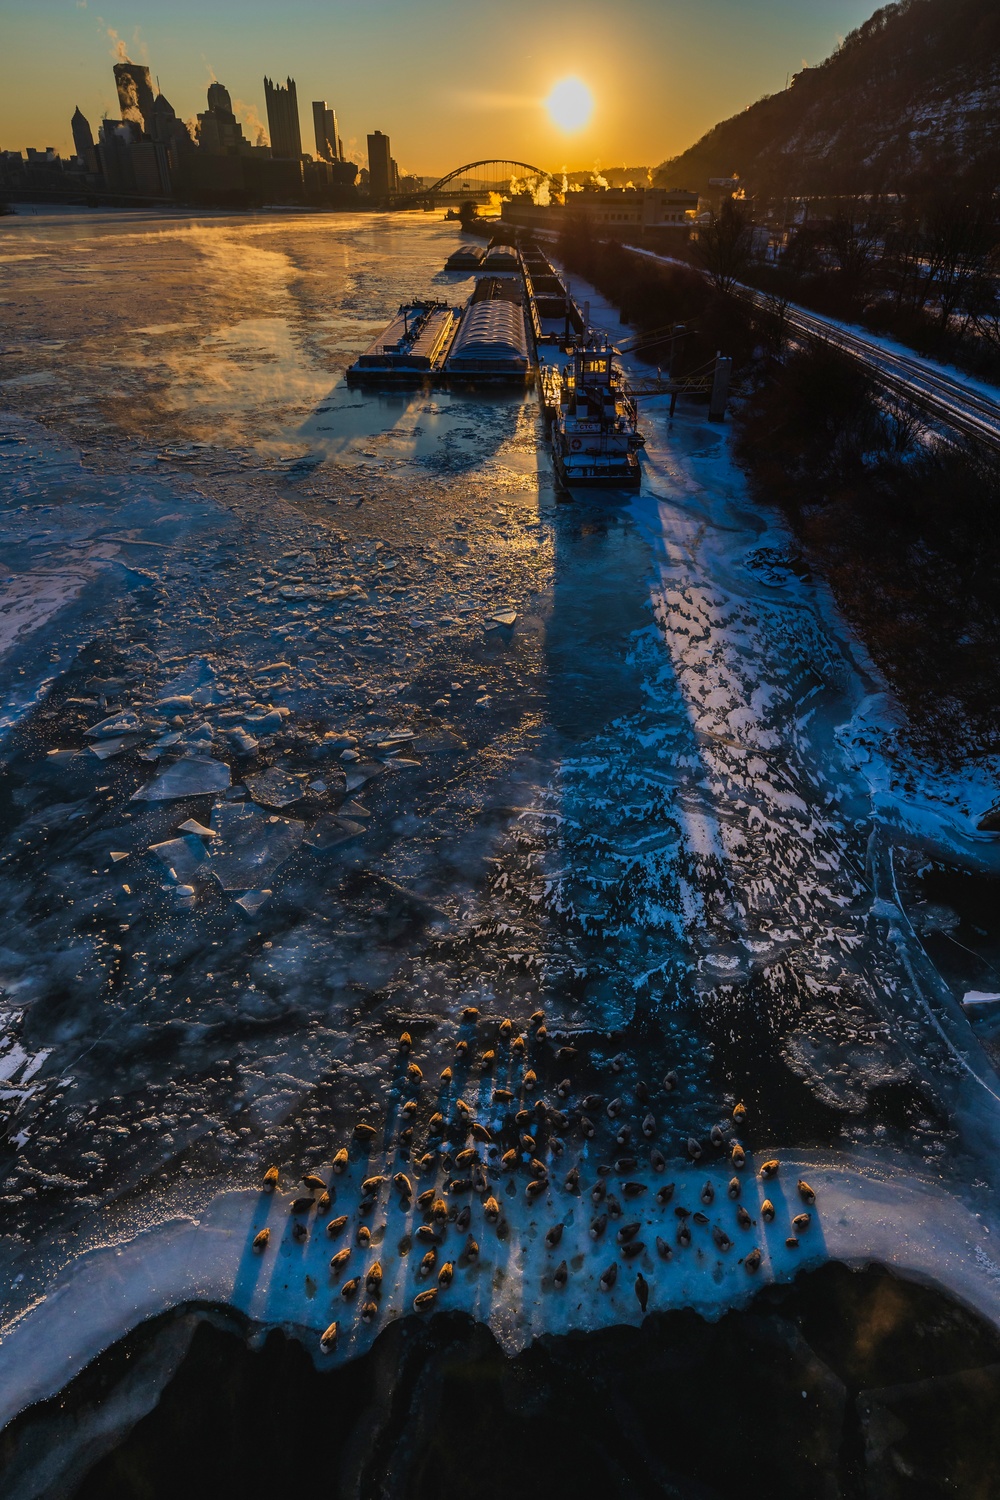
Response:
[545, 76, 594, 133]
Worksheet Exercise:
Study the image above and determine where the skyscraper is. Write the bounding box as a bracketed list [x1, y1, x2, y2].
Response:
[71, 107, 94, 161]
[312, 101, 341, 162]
[367, 130, 392, 197]
[198, 83, 253, 155]
[264, 77, 302, 159]
[113, 61, 156, 130]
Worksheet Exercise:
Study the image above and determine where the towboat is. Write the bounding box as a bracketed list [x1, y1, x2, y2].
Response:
[540, 341, 644, 488]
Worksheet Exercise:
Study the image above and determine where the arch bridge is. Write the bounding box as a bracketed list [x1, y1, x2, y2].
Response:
[395, 159, 550, 204]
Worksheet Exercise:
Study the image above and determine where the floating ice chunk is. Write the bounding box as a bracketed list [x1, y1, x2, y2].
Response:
[963, 991, 1000, 1010]
[148, 835, 209, 884]
[156, 694, 195, 711]
[345, 763, 385, 792]
[89, 735, 143, 760]
[85, 712, 143, 739]
[132, 757, 230, 801]
[245, 767, 309, 809]
[20, 1049, 51, 1084]
[228, 728, 259, 755]
[489, 610, 517, 627]
[303, 815, 365, 852]
[235, 889, 272, 916]
[411, 730, 466, 754]
[159, 657, 224, 707]
[339, 799, 370, 819]
[340, 748, 360, 762]
[206, 803, 303, 890]
[109, 851, 129, 862]
[177, 818, 218, 839]
[252, 710, 288, 734]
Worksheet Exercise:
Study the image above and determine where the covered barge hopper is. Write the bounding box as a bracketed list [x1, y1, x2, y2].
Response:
[444, 276, 531, 384]
[445, 244, 486, 271]
[348, 300, 456, 383]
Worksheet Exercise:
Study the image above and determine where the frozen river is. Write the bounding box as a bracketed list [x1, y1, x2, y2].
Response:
[1, 208, 1000, 1477]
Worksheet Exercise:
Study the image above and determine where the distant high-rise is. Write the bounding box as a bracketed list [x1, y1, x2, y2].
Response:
[198, 82, 253, 155]
[264, 76, 302, 159]
[71, 107, 94, 161]
[113, 61, 156, 130]
[207, 82, 234, 116]
[312, 101, 341, 162]
[367, 130, 392, 197]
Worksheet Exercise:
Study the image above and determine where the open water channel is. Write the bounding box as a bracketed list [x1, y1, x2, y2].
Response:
[1, 208, 1000, 1496]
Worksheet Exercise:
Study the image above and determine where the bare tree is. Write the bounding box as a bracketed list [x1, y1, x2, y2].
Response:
[695, 199, 753, 293]
[921, 192, 1000, 328]
[826, 198, 888, 295]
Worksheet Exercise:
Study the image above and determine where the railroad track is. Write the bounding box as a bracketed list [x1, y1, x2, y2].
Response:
[767, 296, 1000, 450]
[630, 247, 1000, 450]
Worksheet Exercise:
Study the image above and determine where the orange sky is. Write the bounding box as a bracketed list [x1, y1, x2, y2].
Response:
[1, 0, 880, 172]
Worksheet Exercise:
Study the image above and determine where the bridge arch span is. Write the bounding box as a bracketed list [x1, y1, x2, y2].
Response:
[403, 160, 550, 198]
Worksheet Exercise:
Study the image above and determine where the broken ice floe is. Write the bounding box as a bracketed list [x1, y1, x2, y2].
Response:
[85, 712, 143, 739]
[132, 757, 231, 801]
[245, 767, 310, 809]
[206, 802, 303, 890]
[177, 818, 218, 839]
[148, 836, 209, 885]
[302, 815, 365, 852]
[234, 889, 272, 916]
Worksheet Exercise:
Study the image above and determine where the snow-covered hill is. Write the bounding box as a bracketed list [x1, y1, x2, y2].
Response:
[657, 0, 1000, 198]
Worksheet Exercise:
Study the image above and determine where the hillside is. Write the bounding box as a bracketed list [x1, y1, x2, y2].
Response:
[657, 0, 1000, 199]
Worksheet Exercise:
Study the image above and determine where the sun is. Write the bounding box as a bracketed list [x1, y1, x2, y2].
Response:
[544, 76, 594, 133]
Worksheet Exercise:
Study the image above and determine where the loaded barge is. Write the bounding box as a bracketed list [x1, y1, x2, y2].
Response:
[348, 273, 531, 386]
[347, 300, 456, 383]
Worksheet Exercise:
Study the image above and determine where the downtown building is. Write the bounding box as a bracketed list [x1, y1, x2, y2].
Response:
[367, 130, 400, 198]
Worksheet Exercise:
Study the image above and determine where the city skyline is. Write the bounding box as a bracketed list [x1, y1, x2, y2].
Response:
[2, 0, 879, 171]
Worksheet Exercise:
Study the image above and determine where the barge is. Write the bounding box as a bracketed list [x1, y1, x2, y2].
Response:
[445, 245, 485, 271]
[348, 300, 456, 383]
[444, 276, 530, 383]
[350, 275, 532, 388]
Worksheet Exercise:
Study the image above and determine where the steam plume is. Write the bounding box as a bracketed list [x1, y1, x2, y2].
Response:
[234, 100, 268, 148]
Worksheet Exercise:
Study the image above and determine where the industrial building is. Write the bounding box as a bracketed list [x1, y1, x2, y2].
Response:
[502, 186, 700, 247]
